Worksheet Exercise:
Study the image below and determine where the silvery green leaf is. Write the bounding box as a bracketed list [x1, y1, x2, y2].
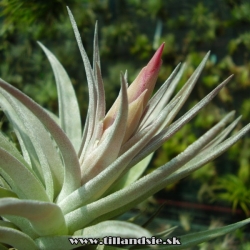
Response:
[93, 21, 101, 73]
[0, 78, 81, 202]
[35, 235, 78, 250]
[164, 122, 250, 187]
[120, 96, 181, 156]
[0, 92, 41, 178]
[36, 221, 151, 250]
[0, 130, 29, 172]
[0, 89, 55, 200]
[44, 107, 60, 125]
[0, 198, 67, 236]
[108, 153, 154, 193]
[130, 75, 232, 168]
[0, 220, 19, 230]
[154, 226, 178, 237]
[158, 52, 211, 129]
[136, 218, 250, 249]
[64, 111, 238, 230]
[0, 175, 9, 190]
[142, 52, 210, 133]
[80, 220, 151, 238]
[78, 113, 89, 157]
[86, 63, 105, 152]
[0, 147, 49, 201]
[139, 62, 183, 130]
[1, 7, 250, 250]
[1, 86, 65, 200]
[67, 7, 97, 160]
[3, 215, 39, 239]
[0, 226, 38, 249]
[80, 73, 128, 184]
[126, 119, 250, 215]
[59, 99, 179, 215]
[152, 63, 186, 115]
[13, 127, 32, 166]
[200, 113, 239, 150]
[38, 42, 82, 152]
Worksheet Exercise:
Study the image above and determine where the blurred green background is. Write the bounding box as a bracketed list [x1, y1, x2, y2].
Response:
[0, 0, 250, 247]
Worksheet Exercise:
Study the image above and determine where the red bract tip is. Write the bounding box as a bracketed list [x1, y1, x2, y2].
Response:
[146, 43, 165, 74]
[103, 43, 164, 133]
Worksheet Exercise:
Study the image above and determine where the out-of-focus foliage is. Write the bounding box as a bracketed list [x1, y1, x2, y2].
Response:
[210, 174, 250, 216]
[0, 0, 249, 220]
[202, 137, 250, 216]
[0, 0, 74, 26]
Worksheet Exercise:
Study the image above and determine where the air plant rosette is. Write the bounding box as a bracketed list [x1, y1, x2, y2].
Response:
[0, 7, 250, 250]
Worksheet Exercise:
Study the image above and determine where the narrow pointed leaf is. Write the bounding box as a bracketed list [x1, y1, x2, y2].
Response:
[95, 120, 250, 226]
[80, 73, 128, 184]
[0, 89, 55, 200]
[130, 76, 232, 168]
[0, 130, 30, 172]
[59, 98, 180, 215]
[109, 153, 154, 193]
[3, 215, 39, 239]
[93, 21, 101, 72]
[201, 113, 239, 151]
[65, 111, 235, 229]
[161, 52, 211, 128]
[0, 78, 81, 202]
[0, 92, 42, 180]
[164, 122, 250, 187]
[137, 218, 250, 249]
[123, 89, 147, 142]
[38, 42, 82, 152]
[0, 219, 19, 230]
[0, 198, 67, 236]
[139, 62, 183, 130]
[67, 7, 97, 161]
[0, 226, 38, 249]
[0, 147, 49, 201]
[86, 63, 106, 152]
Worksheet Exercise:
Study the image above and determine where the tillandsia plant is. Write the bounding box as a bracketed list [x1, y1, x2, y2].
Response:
[0, 7, 250, 250]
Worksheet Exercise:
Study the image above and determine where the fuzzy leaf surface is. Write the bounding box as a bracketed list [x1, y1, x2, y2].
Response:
[0, 78, 81, 202]
[38, 42, 82, 152]
[0, 147, 49, 201]
[0, 198, 67, 236]
[0, 226, 38, 249]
